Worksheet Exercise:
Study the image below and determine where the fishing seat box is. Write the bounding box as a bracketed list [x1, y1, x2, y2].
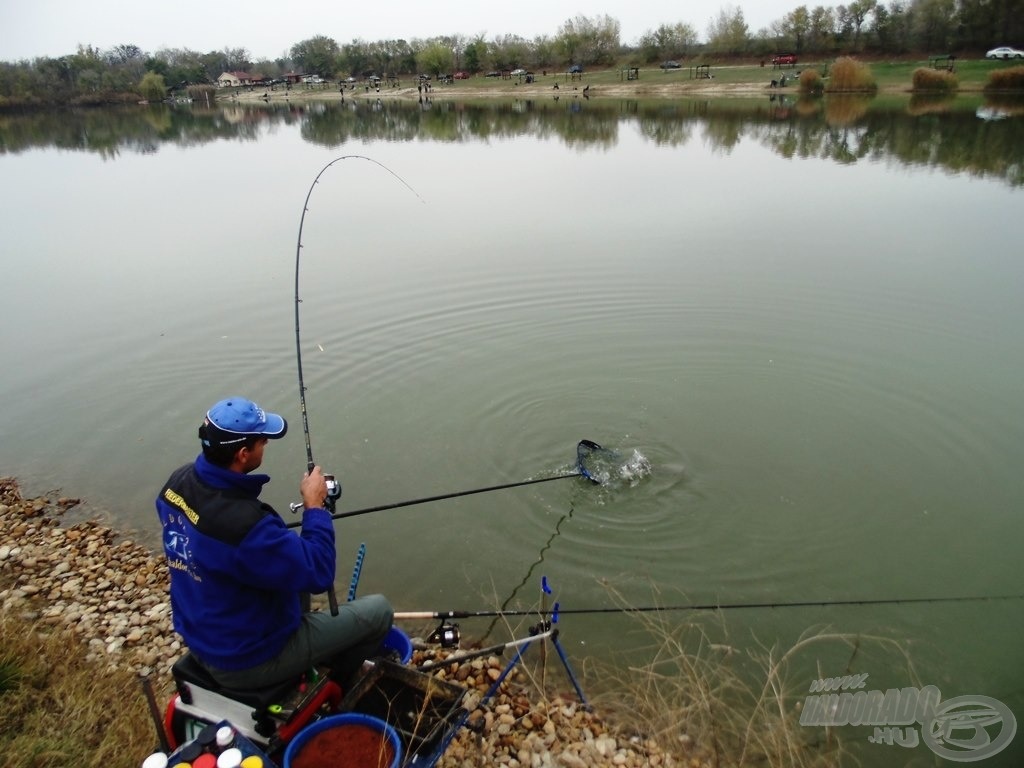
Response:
[171, 652, 306, 745]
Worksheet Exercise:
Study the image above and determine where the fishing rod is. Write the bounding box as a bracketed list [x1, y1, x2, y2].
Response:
[415, 627, 556, 673]
[285, 438, 611, 527]
[394, 593, 1024, 621]
[293, 154, 423, 479]
[291, 155, 423, 615]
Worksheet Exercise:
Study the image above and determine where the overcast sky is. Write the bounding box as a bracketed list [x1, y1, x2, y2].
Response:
[1, 0, 801, 62]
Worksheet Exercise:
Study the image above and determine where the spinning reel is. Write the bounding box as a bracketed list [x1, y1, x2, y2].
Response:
[427, 621, 461, 649]
[323, 473, 342, 509]
[289, 473, 342, 513]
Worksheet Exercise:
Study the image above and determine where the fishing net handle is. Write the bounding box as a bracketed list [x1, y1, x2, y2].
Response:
[575, 439, 605, 483]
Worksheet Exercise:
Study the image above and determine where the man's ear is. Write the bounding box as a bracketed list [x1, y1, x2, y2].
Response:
[229, 444, 250, 471]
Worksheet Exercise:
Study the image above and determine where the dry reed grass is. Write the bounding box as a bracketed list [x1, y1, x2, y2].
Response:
[825, 57, 878, 93]
[984, 65, 1024, 91]
[0, 616, 160, 768]
[799, 70, 825, 95]
[584, 583, 920, 768]
[912, 67, 958, 92]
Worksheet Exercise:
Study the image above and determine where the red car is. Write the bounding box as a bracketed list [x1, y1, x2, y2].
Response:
[453, 71, 470, 79]
[772, 54, 797, 66]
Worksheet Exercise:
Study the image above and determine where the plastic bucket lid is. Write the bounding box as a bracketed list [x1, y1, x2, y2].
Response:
[283, 713, 402, 768]
[381, 626, 412, 664]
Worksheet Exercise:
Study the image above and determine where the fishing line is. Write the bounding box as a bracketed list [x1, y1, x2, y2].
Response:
[394, 593, 1024, 621]
[479, 442, 643, 638]
[481, 503, 576, 641]
[294, 155, 424, 473]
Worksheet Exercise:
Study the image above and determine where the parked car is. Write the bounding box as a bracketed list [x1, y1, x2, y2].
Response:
[568, 64, 583, 74]
[771, 54, 798, 66]
[510, 68, 527, 76]
[454, 71, 470, 79]
[986, 46, 1024, 59]
[485, 71, 500, 78]
[660, 60, 681, 69]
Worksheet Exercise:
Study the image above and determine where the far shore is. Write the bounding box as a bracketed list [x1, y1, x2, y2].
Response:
[226, 80, 791, 103]
[217, 68, 995, 106]
[222, 80, 971, 105]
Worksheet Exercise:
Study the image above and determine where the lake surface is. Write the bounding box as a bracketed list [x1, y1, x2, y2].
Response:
[2, 94, 1022, 764]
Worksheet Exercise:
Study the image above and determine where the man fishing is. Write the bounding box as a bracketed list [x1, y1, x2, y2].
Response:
[155, 396, 393, 690]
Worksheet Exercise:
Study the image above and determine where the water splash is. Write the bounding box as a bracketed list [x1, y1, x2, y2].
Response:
[619, 449, 653, 486]
[584, 447, 652, 488]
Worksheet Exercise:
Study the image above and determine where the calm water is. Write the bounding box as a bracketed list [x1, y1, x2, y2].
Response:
[2, 95, 1022, 764]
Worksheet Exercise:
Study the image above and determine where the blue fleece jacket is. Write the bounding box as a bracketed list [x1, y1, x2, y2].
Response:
[155, 454, 336, 671]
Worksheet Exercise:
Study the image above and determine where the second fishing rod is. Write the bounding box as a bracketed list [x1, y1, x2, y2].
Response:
[393, 593, 1024, 622]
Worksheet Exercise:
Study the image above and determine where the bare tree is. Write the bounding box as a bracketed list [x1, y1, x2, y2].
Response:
[848, 0, 878, 49]
[707, 5, 750, 55]
[783, 6, 812, 53]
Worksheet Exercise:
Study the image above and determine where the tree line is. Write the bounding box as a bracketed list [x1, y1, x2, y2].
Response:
[2, 1, 1021, 107]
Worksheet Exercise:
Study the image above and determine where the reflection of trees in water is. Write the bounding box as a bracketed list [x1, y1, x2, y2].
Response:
[908, 93, 957, 116]
[822, 126, 864, 164]
[755, 98, 1024, 184]
[294, 98, 619, 148]
[0, 104, 265, 157]
[630, 101, 695, 147]
[637, 118, 693, 147]
[824, 95, 872, 126]
[2, 96, 1022, 186]
[702, 114, 746, 153]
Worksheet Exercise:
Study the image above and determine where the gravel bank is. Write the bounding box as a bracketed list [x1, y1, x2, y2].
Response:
[1, 478, 703, 767]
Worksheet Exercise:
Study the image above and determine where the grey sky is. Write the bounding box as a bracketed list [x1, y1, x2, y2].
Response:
[1, 0, 801, 62]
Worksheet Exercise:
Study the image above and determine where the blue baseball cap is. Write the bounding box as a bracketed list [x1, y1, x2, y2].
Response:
[200, 397, 288, 447]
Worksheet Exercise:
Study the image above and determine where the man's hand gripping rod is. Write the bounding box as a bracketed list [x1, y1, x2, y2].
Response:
[291, 473, 343, 615]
